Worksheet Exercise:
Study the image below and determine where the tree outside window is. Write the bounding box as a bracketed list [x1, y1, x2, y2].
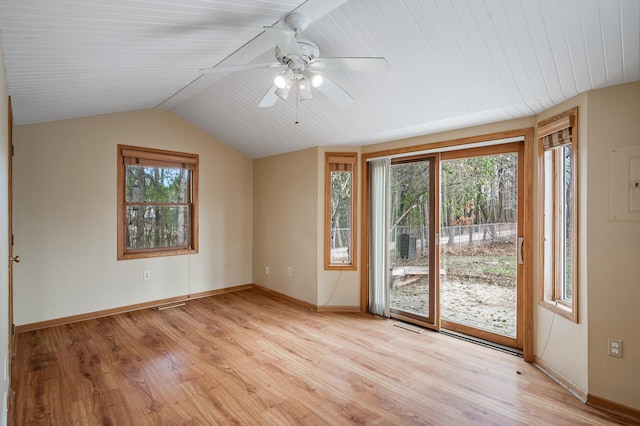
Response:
[117, 145, 198, 260]
[325, 153, 357, 270]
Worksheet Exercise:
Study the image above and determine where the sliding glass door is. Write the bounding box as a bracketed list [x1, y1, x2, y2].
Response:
[439, 143, 523, 348]
[388, 157, 437, 326]
[367, 138, 527, 351]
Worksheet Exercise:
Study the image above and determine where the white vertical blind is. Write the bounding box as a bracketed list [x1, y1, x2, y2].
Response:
[369, 158, 391, 317]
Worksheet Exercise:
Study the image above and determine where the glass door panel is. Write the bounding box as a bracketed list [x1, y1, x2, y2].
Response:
[440, 145, 522, 347]
[388, 157, 436, 325]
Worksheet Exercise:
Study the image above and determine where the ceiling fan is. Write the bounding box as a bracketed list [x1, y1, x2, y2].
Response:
[199, 12, 389, 108]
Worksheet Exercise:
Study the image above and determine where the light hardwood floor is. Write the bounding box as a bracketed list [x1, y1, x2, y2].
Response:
[11, 289, 634, 425]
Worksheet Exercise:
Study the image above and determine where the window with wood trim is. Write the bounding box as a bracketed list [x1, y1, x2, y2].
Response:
[538, 108, 578, 321]
[325, 153, 357, 270]
[117, 145, 198, 260]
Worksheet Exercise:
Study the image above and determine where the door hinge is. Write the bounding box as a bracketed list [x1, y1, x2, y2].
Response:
[11, 144, 14, 156]
[11, 324, 15, 335]
[11, 234, 14, 246]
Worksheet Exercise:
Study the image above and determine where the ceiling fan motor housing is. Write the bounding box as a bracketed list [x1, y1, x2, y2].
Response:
[275, 38, 319, 67]
[284, 12, 310, 34]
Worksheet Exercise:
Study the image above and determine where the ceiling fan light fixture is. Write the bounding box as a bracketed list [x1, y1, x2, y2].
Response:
[298, 77, 312, 101]
[275, 79, 293, 100]
[274, 69, 293, 89]
[310, 72, 324, 88]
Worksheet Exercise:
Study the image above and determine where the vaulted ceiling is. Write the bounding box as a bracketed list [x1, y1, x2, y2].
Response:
[1, 0, 638, 158]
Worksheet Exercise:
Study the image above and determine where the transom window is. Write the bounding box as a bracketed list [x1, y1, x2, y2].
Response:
[117, 145, 199, 260]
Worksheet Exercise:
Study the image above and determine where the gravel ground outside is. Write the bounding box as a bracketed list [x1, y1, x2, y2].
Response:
[390, 243, 517, 337]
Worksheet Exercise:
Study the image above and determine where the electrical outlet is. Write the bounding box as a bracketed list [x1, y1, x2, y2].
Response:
[608, 338, 623, 358]
[143, 271, 151, 281]
[265, 266, 269, 275]
[287, 267, 292, 276]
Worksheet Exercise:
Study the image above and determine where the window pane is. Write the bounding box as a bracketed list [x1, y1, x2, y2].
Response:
[126, 205, 191, 250]
[125, 165, 190, 203]
[543, 151, 554, 286]
[561, 145, 573, 301]
[329, 170, 352, 264]
[538, 108, 578, 320]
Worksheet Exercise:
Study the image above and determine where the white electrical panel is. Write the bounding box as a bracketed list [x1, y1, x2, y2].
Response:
[610, 145, 640, 221]
[630, 156, 640, 213]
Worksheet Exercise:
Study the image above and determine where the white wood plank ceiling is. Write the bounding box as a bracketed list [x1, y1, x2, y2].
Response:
[1, 0, 638, 158]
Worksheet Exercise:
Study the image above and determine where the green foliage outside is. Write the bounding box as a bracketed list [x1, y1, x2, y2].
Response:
[389, 153, 520, 337]
[125, 165, 191, 250]
[441, 153, 517, 229]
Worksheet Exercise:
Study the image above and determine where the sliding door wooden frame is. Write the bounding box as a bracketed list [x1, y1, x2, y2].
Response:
[387, 154, 439, 330]
[361, 128, 534, 362]
[440, 141, 524, 349]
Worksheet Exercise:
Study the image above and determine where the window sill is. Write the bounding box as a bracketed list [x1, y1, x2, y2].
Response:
[118, 247, 198, 261]
[539, 299, 578, 323]
[325, 264, 357, 271]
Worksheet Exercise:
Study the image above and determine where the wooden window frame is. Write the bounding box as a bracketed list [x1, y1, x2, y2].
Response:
[117, 145, 199, 260]
[537, 108, 578, 321]
[325, 152, 358, 270]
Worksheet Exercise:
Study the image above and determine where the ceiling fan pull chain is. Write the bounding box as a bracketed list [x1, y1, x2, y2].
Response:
[295, 80, 300, 125]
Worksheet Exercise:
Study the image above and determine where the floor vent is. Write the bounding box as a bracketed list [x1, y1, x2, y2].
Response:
[393, 321, 424, 334]
[440, 330, 523, 357]
[155, 301, 186, 311]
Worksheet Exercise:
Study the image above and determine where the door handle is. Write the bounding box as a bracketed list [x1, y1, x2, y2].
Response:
[517, 238, 524, 265]
[10, 255, 20, 263]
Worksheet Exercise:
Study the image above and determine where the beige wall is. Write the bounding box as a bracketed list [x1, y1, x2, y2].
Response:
[253, 147, 318, 305]
[316, 146, 362, 309]
[586, 81, 640, 409]
[13, 110, 253, 325]
[252, 145, 363, 309]
[0, 36, 11, 423]
[534, 93, 589, 394]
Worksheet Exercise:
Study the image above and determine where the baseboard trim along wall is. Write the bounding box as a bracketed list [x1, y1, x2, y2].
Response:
[15, 284, 253, 333]
[533, 356, 587, 402]
[251, 285, 317, 311]
[586, 394, 640, 423]
[531, 357, 640, 422]
[316, 305, 361, 312]
[15, 283, 366, 333]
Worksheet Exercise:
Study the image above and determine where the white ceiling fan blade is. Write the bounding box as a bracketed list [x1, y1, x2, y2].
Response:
[310, 57, 389, 72]
[200, 63, 284, 74]
[258, 85, 279, 107]
[158, 1, 351, 110]
[263, 27, 301, 56]
[315, 75, 355, 107]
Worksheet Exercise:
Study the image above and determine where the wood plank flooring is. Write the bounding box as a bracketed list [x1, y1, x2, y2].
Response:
[10, 289, 634, 425]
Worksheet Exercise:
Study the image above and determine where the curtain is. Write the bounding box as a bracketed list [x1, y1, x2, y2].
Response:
[538, 113, 574, 150]
[369, 158, 390, 317]
[542, 127, 572, 150]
